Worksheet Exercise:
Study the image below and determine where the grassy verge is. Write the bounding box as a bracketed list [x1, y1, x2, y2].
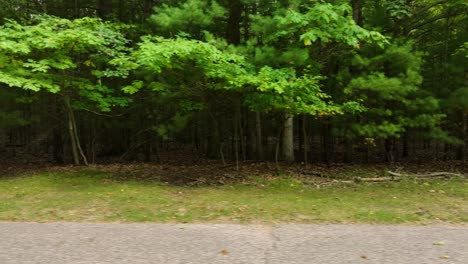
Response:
[0, 169, 466, 224]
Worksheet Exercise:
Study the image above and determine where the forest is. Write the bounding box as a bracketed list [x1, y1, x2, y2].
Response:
[0, 0, 467, 170]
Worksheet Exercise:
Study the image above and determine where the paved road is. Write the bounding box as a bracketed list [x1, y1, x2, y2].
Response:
[0, 223, 466, 264]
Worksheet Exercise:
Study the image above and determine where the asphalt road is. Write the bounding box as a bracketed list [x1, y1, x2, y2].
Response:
[0, 223, 466, 264]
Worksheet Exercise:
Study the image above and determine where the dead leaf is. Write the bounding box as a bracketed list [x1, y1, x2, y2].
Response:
[439, 255, 450, 259]
[220, 250, 229, 255]
[360, 255, 368, 259]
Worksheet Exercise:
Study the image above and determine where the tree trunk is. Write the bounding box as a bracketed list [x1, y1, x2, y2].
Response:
[97, 0, 113, 20]
[302, 114, 308, 166]
[385, 138, 394, 163]
[226, 0, 242, 45]
[234, 106, 240, 171]
[351, 0, 363, 26]
[344, 138, 352, 163]
[246, 111, 256, 159]
[64, 97, 79, 165]
[321, 120, 333, 164]
[463, 112, 467, 172]
[207, 110, 220, 159]
[275, 125, 283, 171]
[63, 95, 88, 165]
[402, 132, 409, 159]
[243, 2, 250, 42]
[237, 103, 246, 161]
[144, 0, 156, 18]
[282, 114, 295, 162]
[255, 112, 264, 160]
[459, 111, 467, 171]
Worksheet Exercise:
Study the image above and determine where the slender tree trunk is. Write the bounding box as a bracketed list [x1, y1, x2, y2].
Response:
[302, 114, 308, 167]
[282, 114, 295, 162]
[226, 0, 242, 45]
[246, 111, 256, 159]
[220, 142, 226, 166]
[321, 120, 333, 164]
[255, 112, 264, 160]
[144, 0, 156, 18]
[243, 2, 250, 42]
[462, 112, 467, 172]
[457, 111, 467, 163]
[97, 0, 113, 20]
[234, 107, 240, 171]
[208, 111, 220, 159]
[89, 116, 97, 164]
[64, 96, 79, 165]
[237, 103, 246, 161]
[71, 107, 88, 165]
[275, 125, 283, 172]
[402, 132, 409, 159]
[344, 138, 352, 163]
[63, 95, 88, 165]
[385, 138, 394, 163]
[351, 0, 363, 26]
[74, 0, 79, 18]
[225, 0, 243, 163]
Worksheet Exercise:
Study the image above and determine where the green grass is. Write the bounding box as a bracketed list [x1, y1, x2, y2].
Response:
[0, 170, 466, 224]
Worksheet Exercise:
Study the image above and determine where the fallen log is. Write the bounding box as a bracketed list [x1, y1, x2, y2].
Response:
[387, 171, 465, 178]
[353, 171, 465, 183]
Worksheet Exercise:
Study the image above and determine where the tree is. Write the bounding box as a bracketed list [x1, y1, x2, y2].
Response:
[0, 16, 129, 165]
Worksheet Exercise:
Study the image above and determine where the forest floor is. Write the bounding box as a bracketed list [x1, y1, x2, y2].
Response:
[0, 160, 466, 224]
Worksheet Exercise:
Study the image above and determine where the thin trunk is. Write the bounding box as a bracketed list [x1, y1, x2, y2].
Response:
[385, 138, 394, 164]
[246, 111, 256, 159]
[234, 108, 240, 171]
[71, 107, 88, 165]
[220, 142, 226, 166]
[63, 95, 83, 165]
[97, 0, 113, 20]
[344, 138, 352, 163]
[351, 0, 363, 26]
[243, 3, 250, 42]
[74, 0, 79, 18]
[237, 104, 246, 161]
[461, 112, 467, 172]
[275, 125, 283, 172]
[154, 136, 161, 162]
[144, 132, 152, 162]
[226, 0, 242, 45]
[255, 112, 264, 160]
[302, 115, 308, 167]
[282, 114, 295, 162]
[89, 117, 96, 164]
[402, 132, 409, 159]
[144, 0, 156, 18]
[321, 120, 333, 164]
[208, 110, 220, 159]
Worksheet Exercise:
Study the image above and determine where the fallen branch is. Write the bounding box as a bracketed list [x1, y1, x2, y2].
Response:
[303, 179, 354, 188]
[387, 171, 465, 178]
[354, 177, 401, 182]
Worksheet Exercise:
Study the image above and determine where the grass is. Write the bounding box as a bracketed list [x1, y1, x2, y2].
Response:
[0, 169, 466, 224]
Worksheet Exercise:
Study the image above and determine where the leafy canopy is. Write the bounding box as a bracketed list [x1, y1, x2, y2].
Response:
[0, 15, 129, 111]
